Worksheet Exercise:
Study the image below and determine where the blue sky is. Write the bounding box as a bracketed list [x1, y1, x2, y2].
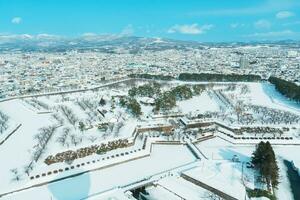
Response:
[0, 0, 300, 42]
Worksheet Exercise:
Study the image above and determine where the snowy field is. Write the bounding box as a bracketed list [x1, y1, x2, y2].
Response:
[183, 160, 247, 200]
[196, 137, 299, 200]
[157, 176, 214, 200]
[177, 91, 219, 114]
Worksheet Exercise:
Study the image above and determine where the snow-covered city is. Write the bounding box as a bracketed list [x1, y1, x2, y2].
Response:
[1, 1, 300, 200]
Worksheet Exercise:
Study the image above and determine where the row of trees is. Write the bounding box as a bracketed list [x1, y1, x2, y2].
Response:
[129, 73, 299, 104]
[30, 98, 50, 110]
[32, 126, 57, 162]
[129, 73, 262, 82]
[269, 76, 300, 102]
[128, 73, 174, 80]
[59, 105, 78, 126]
[76, 99, 101, 122]
[128, 82, 161, 97]
[0, 111, 9, 134]
[24, 98, 50, 111]
[178, 73, 262, 82]
[56, 127, 84, 147]
[247, 104, 300, 125]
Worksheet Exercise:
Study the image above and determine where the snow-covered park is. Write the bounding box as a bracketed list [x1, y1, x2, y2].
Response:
[0, 79, 299, 200]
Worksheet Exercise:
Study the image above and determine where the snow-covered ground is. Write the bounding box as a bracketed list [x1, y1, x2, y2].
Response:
[248, 82, 300, 114]
[1, 144, 196, 200]
[144, 185, 182, 200]
[157, 176, 213, 200]
[0, 80, 299, 200]
[0, 99, 54, 193]
[196, 136, 299, 200]
[177, 91, 220, 114]
[183, 160, 247, 200]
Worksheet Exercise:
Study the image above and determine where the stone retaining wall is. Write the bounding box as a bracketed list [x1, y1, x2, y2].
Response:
[181, 173, 241, 200]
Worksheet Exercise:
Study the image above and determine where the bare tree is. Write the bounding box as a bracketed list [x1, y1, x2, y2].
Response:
[59, 105, 78, 126]
[88, 136, 97, 143]
[113, 121, 124, 137]
[32, 125, 57, 162]
[24, 163, 34, 176]
[0, 111, 9, 134]
[11, 168, 21, 181]
[52, 113, 64, 125]
[70, 134, 82, 146]
[56, 129, 70, 147]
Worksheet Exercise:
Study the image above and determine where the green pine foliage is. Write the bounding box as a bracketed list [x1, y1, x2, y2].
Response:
[178, 73, 261, 82]
[154, 84, 203, 111]
[128, 82, 161, 97]
[128, 73, 174, 80]
[192, 84, 205, 95]
[251, 141, 279, 191]
[154, 91, 176, 111]
[246, 188, 276, 200]
[269, 76, 300, 102]
[170, 85, 193, 100]
[119, 97, 142, 117]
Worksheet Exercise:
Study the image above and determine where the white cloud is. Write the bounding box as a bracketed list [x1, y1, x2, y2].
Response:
[0, 34, 62, 43]
[0, 34, 32, 44]
[11, 17, 22, 24]
[0, 34, 32, 40]
[230, 23, 246, 29]
[120, 24, 134, 36]
[254, 19, 271, 29]
[244, 30, 295, 38]
[36, 34, 61, 40]
[167, 24, 214, 35]
[81, 32, 97, 37]
[80, 33, 120, 41]
[283, 21, 300, 26]
[276, 11, 294, 19]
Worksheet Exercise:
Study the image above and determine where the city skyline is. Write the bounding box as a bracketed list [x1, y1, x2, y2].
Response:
[1, 0, 300, 42]
[0, 1, 300, 199]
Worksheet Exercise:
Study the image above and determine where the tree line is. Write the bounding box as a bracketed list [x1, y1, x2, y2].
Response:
[128, 73, 174, 80]
[129, 73, 262, 82]
[129, 73, 299, 102]
[178, 73, 262, 82]
[268, 76, 300, 102]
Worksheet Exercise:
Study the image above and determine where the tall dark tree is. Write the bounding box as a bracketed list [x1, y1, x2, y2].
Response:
[251, 141, 279, 191]
[99, 98, 106, 106]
